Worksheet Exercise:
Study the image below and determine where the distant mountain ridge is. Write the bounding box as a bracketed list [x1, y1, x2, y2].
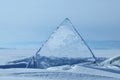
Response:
[87, 40, 120, 50]
[0, 47, 15, 50]
[0, 41, 120, 50]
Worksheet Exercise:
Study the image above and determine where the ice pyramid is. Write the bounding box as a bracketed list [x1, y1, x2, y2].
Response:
[38, 18, 95, 59]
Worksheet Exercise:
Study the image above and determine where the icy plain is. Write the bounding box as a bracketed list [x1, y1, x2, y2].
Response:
[0, 49, 120, 80]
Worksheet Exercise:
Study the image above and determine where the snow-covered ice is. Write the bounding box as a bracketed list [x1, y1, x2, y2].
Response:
[0, 49, 120, 80]
[0, 66, 120, 80]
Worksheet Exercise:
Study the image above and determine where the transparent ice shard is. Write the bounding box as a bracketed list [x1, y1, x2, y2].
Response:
[39, 18, 94, 59]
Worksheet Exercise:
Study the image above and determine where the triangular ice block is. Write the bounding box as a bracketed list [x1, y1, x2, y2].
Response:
[39, 18, 94, 59]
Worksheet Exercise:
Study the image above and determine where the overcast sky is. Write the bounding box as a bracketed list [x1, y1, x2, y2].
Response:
[0, 0, 120, 44]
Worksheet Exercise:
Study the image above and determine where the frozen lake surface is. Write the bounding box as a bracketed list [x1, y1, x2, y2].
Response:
[0, 49, 120, 80]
